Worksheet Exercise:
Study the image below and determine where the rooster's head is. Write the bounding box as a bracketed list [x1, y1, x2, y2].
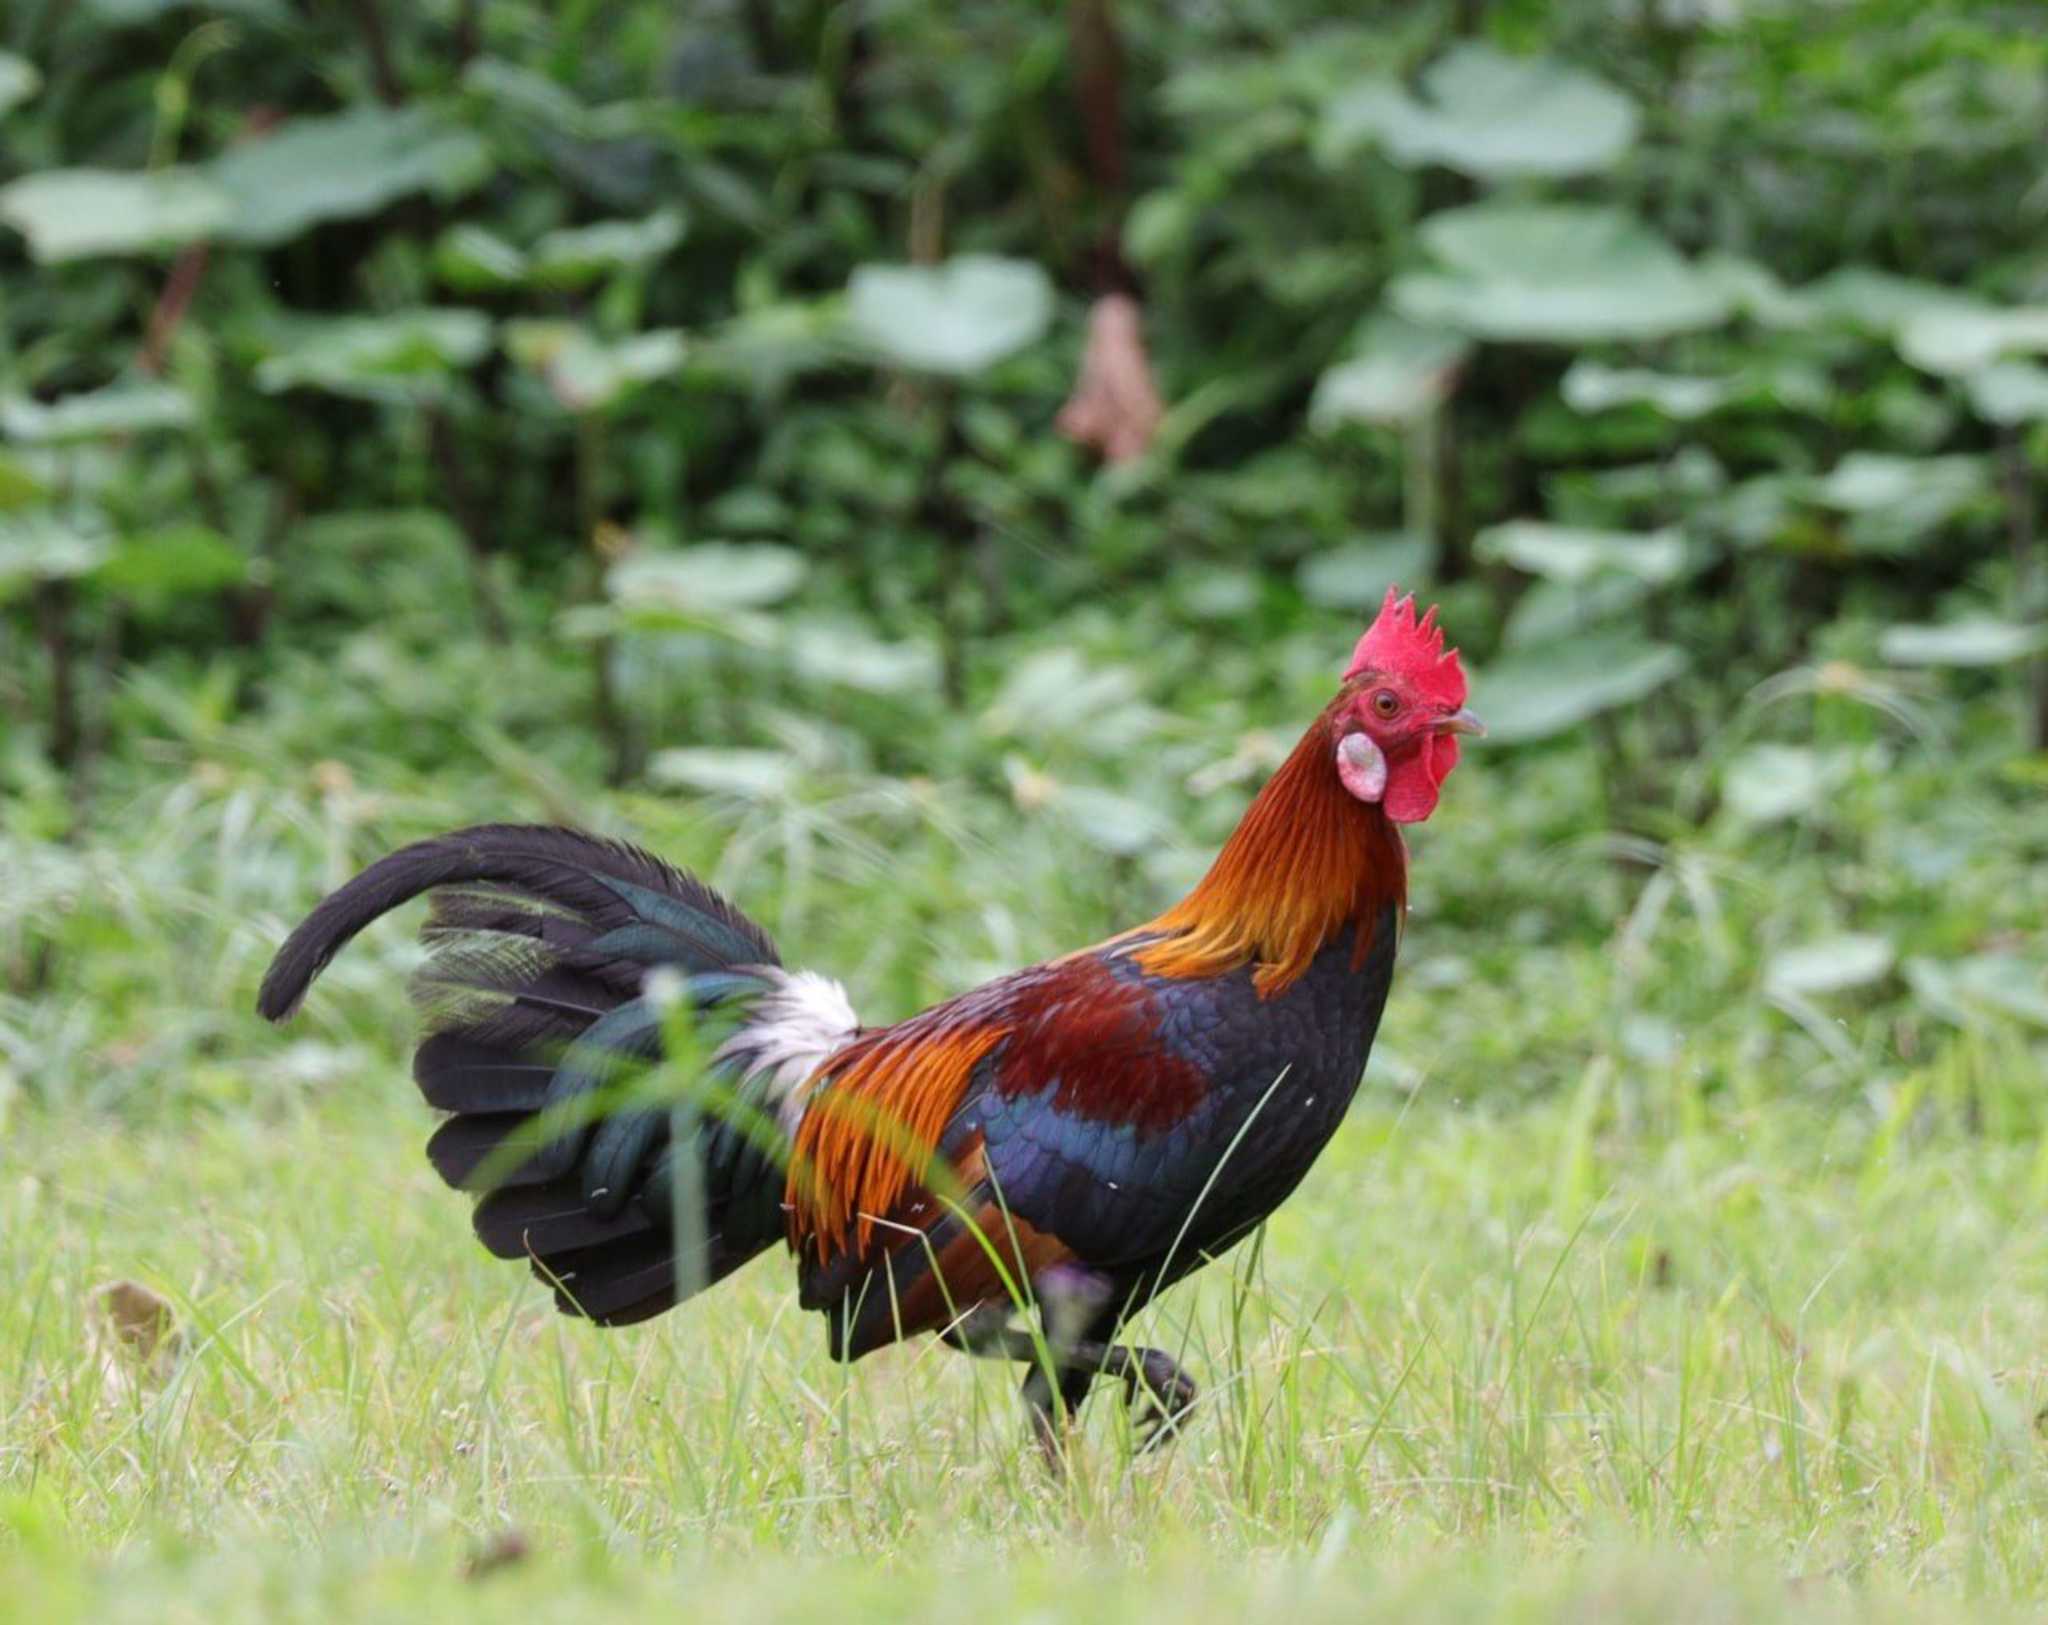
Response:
[1333, 587, 1483, 823]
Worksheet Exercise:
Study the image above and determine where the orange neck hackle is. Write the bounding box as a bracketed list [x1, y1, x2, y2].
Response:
[1127, 698, 1407, 996]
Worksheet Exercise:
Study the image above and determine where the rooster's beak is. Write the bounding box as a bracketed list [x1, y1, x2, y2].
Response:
[1438, 707, 1486, 739]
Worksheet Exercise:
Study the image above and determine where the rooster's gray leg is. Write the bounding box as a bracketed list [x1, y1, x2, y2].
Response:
[941, 1310, 1197, 1460]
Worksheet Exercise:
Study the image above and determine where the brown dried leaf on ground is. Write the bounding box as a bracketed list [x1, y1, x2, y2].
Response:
[1057, 293, 1165, 464]
[90, 1279, 184, 1397]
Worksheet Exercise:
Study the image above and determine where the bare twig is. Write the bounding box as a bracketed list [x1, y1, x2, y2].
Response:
[351, 0, 406, 105]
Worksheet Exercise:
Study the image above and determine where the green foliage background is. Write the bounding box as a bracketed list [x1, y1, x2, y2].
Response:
[3, 1, 2048, 1614]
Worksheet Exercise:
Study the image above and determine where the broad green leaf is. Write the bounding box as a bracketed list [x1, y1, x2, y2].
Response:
[1561, 362, 1732, 420]
[1501, 574, 1656, 649]
[1721, 744, 1856, 825]
[1906, 955, 2048, 1030]
[689, 301, 849, 394]
[1176, 568, 1261, 621]
[95, 525, 245, 602]
[1964, 361, 2048, 425]
[1896, 305, 2048, 376]
[0, 167, 229, 262]
[210, 106, 491, 247]
[788, 621, 938, 695]
[1696, 254, 1814, 330]
[503, 322, 687, 411]
[607, 543, 807, 623]
[0, 508, 115, 600]
[982, 648, 1155, 752]
[1321, 45, 1638, 179]
[433, 224, 528, 292]
[1786, 267, 1981, 335]
[1310, 316, 1471, 429]
[1766, 934, 1895, 997]
[529, 210, 685, 289]
[462, 58, 600, 141]
[0, 453, 46, 510]
[1391, 205, 1729, 343]
[0, 52, 40, 117]
[255, 310, 492, 404]
[1470, 633, 1688, 742]
[648, 748, 797, 800]
[1, 383, 194, 443]
[1475, 521, 1685, 584]
[1879, 619, 2048, 667]
[1297, 534, 1434, 609]
[847, 256, 1053, 376]
[1807, 453, 1988, 553]
[1056, 785, 1172, 857]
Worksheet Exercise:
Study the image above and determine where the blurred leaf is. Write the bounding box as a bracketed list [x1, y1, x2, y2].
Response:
[1176, 568, 1261, 621]
[607, 543, 807, 630]
[788, 620, 938, 694]
[1297, 534, 1434, 609]
[1896, 305, 2048, 376]
[1321, 44, 1638, 179]
[0, 453, 46, 510]
[1472, 633, 1688, 742]
[1766, 934, 1895, 997]
[0, 52, 39, 116]
[1502, 574, 1656, 648]
[1561, 362, 1732, 420]
[1964, 361, 2048, 425]
[94, 525, 245, 604]
[433, 224, 528, 292]
[529, 209, 685, 289]
[504, 321, 687, 411]
[1697, 254, 1815, 329]
[1310, 316, 1471, 429]
[1, 383, 194, 443]
[1055, 784, 1172, 857]
[254, 310, 492, 404]
[689, 301, 849, 394]
[648, 748, 797, 800]
[0, 167, 230, 262]
[1475, 521, 1686, 584]
[1391, 205, 1730, 343]
[462, 58, 600, 140]
[1879, 618, 2048, 667]
[982, 648, 1155, 752]
[1721, 744, 1856, 825]
[1906, 955, 2048, 1030]
[846, 256, 1053, 376]
[1806, 453, 1989, 553]
[1788, 266, 1981, 335]
[210, 106, 492, 247]
[0, 508, 115, 599]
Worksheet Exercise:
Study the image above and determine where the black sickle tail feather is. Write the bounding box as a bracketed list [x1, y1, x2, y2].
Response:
[258, 823, 793, 1326]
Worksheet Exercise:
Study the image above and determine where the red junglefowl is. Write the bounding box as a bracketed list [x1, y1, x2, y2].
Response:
[256, 588, 1480, 1456]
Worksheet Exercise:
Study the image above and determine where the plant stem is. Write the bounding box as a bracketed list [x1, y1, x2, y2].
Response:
[426, 409, 511, 645]
[919, 389, 970, 708]
[34, 580, 80, 772]
[2000, 429, 2046, 749]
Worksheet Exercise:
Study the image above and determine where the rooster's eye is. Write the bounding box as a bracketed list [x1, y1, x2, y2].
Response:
[1371, 690, 1401, 719]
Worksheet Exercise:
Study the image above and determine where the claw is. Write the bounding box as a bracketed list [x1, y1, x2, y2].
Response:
[1116, 1349, 1198, 1452]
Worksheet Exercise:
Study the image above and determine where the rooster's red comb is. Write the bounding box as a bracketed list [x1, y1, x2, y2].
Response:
[1345, 585, 1466, 707]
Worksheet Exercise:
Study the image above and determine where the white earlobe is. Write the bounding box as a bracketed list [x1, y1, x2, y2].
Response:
[1336, 732, 1387, 803]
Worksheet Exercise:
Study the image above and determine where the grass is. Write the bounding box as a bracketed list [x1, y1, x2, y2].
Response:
[3, 648, 2046, 1618]
[8, 1060, 2048, 1617]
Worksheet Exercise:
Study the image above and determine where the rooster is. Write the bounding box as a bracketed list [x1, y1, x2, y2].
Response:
[256, 589, 1478, 1454]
